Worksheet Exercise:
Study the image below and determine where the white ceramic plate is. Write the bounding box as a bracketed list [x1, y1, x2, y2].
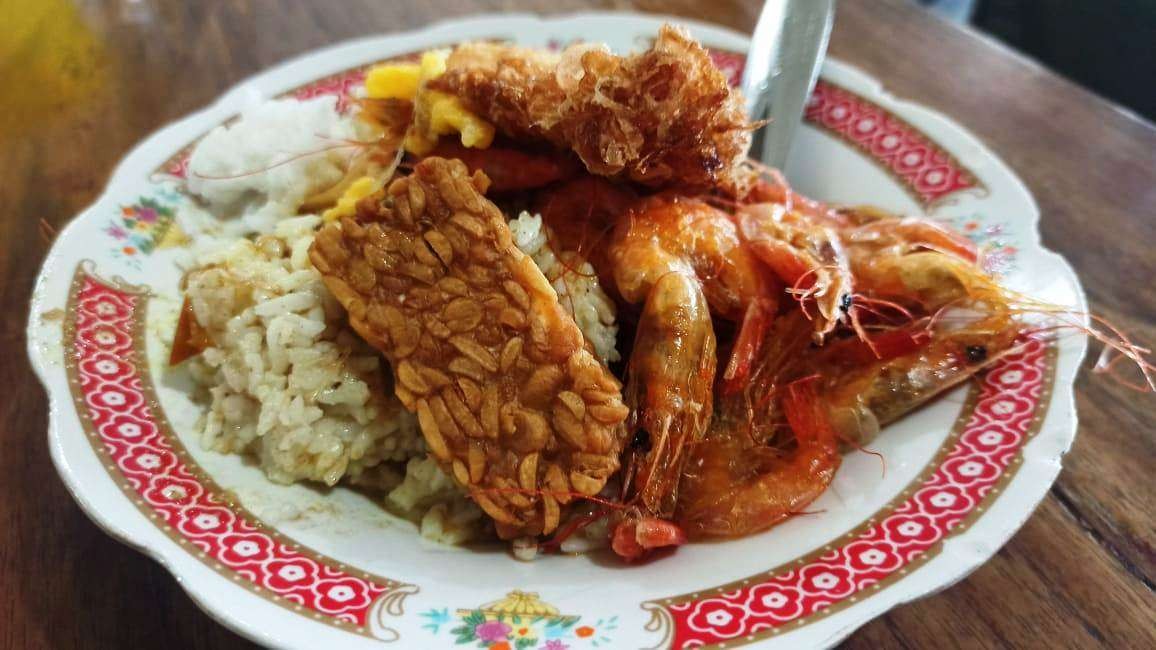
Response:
[27, 12, 1086, 649]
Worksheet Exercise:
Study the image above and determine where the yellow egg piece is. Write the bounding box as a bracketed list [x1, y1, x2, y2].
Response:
[364, 63, 421, 100]
[419, 49, 449, 80]
[403, 130, 437, 157]
[364, 48, 494, 155]
[322, 177, 377, 222]
[427, 91, 495, 149]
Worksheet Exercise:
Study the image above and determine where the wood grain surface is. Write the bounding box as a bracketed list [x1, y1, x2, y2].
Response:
[2, 0, 1153, 648]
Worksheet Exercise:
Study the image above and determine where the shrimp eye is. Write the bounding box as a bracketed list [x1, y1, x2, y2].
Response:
[966, 345, 987, 363]
[839, 293, 854, 313]
[631, 429, 652, 453]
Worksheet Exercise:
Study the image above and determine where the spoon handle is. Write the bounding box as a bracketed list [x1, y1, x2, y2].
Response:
[742, 0, 836, 170]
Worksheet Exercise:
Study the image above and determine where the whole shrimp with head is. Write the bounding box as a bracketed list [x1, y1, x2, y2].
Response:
[675, 208, 1027, 538]
[604, 194, 781, 557]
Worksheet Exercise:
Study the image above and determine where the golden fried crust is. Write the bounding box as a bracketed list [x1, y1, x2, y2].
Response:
[434, 25, 755, 195]
[309, 157, 629, 538]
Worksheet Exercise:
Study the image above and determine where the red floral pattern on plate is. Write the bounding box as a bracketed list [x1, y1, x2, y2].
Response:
[291, 68, 368, 112]
[706, 49, 745, 88]
[162, 150, 191, 180]
[660, 339, 1048, 648]
[803, 80, 980, 206]
[68, 273, 399, 631]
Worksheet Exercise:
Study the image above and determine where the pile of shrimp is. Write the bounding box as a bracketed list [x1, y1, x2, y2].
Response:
[307, 27, 1154, 562]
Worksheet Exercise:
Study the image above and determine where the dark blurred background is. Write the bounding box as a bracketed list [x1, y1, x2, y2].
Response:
[922, 0, 1156, 121]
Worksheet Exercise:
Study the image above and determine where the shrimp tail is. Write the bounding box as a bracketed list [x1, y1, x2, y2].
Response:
[610, 514, 688, 562]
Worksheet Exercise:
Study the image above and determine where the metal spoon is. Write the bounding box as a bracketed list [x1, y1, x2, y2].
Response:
[741, 0, 836, 169]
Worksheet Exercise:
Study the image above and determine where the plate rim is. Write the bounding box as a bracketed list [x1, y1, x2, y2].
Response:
[26, 11, 1088, 649]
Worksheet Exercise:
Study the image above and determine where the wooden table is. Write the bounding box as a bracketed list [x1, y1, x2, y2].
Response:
[3, 0, 1153, 647]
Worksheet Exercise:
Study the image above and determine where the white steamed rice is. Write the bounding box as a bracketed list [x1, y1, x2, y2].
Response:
[509, 211, 620, 364]
[187, 96, 368, 233]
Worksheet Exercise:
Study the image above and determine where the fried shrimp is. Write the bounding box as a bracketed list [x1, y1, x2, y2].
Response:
[619, 271, 716, 518]
[612, 195, 781, 387]
[309, 157, 630, 538]
[433, 25, 756, 194]
[609, 194, 779, 518]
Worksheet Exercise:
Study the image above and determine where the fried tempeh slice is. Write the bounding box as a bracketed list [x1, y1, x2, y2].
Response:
[309, 157, 629, 538]
[431, 25, 755, 195]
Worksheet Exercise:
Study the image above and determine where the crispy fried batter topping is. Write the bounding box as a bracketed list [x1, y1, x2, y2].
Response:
[309, 157, 629, 537]
[433, 25, 755, 195]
